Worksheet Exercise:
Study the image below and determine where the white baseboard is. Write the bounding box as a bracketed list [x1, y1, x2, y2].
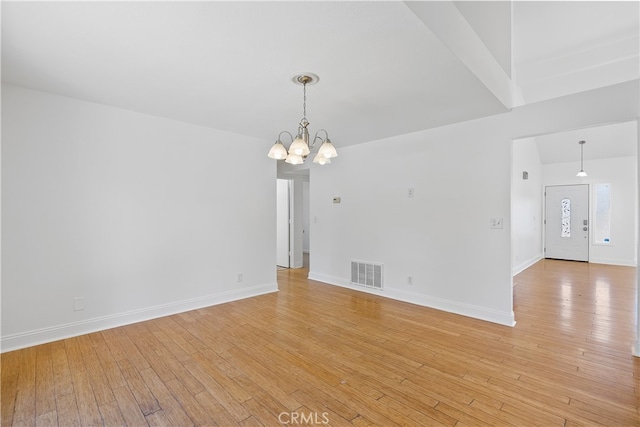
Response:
[588, 257, 637, 267]
[512, 254, 543, 276]
[1, 282, 278, 353]
[308, 272, 516, 327]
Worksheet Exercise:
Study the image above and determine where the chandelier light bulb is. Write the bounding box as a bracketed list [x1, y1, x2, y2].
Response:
[313, 153, 332, 165]
[318, 139, 338, 159]
[285, 153, 304, 165]
[290, 135, 309, 156]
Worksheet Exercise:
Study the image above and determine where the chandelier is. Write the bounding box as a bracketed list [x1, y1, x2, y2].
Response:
[576, 140, 587, 177]
[267, 73, 338, 165]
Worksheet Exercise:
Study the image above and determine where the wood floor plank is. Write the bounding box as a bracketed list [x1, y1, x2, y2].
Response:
[145, 409, 170, 426]
[35, 344, 57, 420]
[50, 341, 74, 399]
[62, 338, 85, 375]
[290, 388, 358, 425]
[213, 347, 302, 412]
[138, 367, 195, 426]
[34, 410, 58, 426]
[194, 390, 241, 426]
[97, 399, 126, 426]
[118, 359, 161, 416]
[184, 361, 251, 422]
[164, 378, 216, 426]
[112, 385, 149, 427]
[1, 373, 19, 426]
[12, 347, 36, 426]
[83, 347, 117, 407]
[190, 349, 252, 403]
[54, 389, 81, 426]
[70, 370, 103, 426]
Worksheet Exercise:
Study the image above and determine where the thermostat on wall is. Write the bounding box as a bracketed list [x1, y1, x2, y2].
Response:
[333, 197, 341, 203]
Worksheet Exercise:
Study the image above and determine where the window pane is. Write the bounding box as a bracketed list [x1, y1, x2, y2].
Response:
[561, 198, 571, 238]
[595, 184, 611, 243]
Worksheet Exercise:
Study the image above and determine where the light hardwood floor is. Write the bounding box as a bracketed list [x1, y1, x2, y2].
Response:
[2, 260, 639, 426]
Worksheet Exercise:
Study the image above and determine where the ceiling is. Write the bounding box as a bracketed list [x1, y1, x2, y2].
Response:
[533, 120, 638, 165]
[2, 1, 638, 153]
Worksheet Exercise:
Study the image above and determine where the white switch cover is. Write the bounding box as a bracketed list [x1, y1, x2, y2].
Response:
[490, 218, 504, 229]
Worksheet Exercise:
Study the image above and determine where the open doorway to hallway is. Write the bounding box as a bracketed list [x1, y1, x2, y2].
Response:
[276, 168, 310, 271]
[511, 120, 638, 276]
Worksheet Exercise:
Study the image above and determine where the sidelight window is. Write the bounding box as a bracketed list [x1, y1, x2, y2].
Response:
[561, 198, 571, 238]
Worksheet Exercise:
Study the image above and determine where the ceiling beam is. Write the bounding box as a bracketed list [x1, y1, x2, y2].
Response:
[404, 0, 514, 110]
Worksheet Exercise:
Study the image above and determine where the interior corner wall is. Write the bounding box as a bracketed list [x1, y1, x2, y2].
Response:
[512, 137, 543, 275]
[309, 79, 639, 328]
[1, 84, 277, 352]
[542, 156, 638, 266]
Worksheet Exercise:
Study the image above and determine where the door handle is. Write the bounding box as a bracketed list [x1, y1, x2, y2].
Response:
[583, 227, 588, 231]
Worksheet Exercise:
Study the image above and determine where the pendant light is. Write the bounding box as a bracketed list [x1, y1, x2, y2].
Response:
[576, 140, 587, 177]
[267, 73, 338, 165]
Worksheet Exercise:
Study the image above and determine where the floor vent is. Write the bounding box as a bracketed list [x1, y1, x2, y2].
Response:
[351, 261, 383, 290]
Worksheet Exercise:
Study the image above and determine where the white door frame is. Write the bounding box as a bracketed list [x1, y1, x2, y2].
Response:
[276, 178, 291, 268]
[543, 183, 591, 262]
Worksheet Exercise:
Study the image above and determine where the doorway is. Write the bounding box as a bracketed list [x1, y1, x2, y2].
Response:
[276, 179, 290, 268]
[545, 184, 589, 262]
[276, 173, 310, 269]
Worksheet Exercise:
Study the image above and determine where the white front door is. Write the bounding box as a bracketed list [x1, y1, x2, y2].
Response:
[545, 184, 589, 262]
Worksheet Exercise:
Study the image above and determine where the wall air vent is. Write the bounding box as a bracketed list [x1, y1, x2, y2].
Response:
[350, 260, 383, 290]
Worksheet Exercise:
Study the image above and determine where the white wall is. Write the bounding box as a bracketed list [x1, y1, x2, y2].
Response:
[309, 80, 639, 327]
[310, 115, 516, 326]
[512, 138, 543, 274]
[1, 85, 277, 351]
[543, 156, 637, 266]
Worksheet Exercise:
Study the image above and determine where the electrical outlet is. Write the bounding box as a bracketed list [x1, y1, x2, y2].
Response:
[407, 276, 413, 285]
[237, 273, 243, 283]
[73, 297, 85, 311]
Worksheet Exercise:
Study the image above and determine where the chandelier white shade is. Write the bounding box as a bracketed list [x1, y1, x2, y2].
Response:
[267, 140, 288, 160]
[267, 73, 338, 165]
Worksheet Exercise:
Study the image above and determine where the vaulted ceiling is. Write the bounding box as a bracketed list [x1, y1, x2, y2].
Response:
[2, 1, 638, 152]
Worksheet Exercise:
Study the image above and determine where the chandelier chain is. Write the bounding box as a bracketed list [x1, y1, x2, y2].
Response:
[303, 81, 307, 120]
